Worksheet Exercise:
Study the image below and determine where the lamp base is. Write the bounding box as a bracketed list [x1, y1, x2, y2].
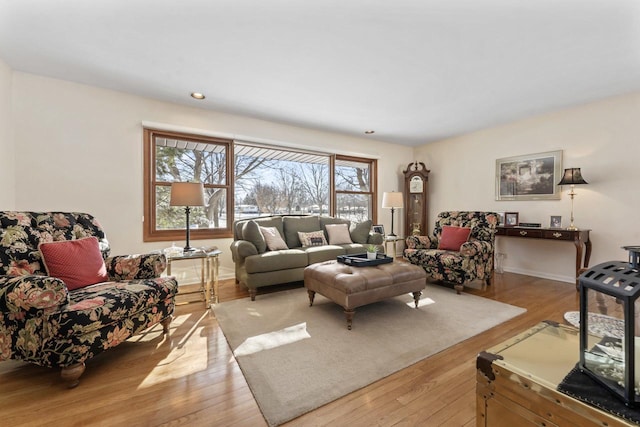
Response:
[566, 225, 579, 231]
[183, 246, 196, 252]
[387, 232, 397, 237]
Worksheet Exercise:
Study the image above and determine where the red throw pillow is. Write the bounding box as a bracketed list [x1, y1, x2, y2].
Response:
[39, 237, 109, 290]
[438, 226, 472, 251]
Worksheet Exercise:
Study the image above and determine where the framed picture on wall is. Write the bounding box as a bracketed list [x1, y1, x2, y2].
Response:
[505, 212, 519, 227]
[495, 150, 562, 201]
[372, 224, 385, 236]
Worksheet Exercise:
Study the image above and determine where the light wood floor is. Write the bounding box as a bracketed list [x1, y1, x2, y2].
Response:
[0, 272, 580, 426]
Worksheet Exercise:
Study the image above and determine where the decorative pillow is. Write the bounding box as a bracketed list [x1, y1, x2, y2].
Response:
[438, 226, 472, 251]
[283, 216, 321, 248]
[298, 230, 328, 247]
[350, 219, 372, 244]
[38, 237, 109, 290]
[259, 226, 289, 251]
[243, 220, 267, 253]
[325, 224, 353, 245]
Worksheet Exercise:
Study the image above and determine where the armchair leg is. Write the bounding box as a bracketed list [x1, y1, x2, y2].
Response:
[454, 284, 463, 295]
[61, 362, 85, 388]
[249, 288, 257, 301]
[161, 316, 172, 334]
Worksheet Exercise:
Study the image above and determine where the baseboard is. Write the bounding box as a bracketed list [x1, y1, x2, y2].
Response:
[501, 267, 575, 284]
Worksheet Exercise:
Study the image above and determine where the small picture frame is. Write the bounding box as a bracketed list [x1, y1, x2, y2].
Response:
[496, 212, 505, 226]
[372, 224, 385, 235]
[504, 212, 519, 227]
[550, 215, 562, 229]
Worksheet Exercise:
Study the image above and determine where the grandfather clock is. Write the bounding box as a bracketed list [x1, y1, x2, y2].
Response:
[403, 162, 430, 237]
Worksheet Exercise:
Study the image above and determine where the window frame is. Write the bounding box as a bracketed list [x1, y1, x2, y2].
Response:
[333, 154, 378, 222]
[143, 129, 378, 243]
[143, 128, 234, 242]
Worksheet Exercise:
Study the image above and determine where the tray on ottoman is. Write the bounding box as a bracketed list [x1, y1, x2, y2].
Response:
[336, 253, 393, 267]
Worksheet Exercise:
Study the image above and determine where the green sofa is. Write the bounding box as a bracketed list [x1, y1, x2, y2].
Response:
[230, 215, 384, 300]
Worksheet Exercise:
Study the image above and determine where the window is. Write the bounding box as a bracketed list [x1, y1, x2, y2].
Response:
[143, 129, 232, 242]
[144, 129, 378, 241]
[334, 156, 377, 222]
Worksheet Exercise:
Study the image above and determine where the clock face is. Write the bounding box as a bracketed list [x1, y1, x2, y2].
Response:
[410, 176, 423, 193]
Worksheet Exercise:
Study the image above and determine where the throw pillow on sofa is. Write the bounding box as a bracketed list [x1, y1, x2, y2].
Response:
[350, 219, 373, 244]
[38, 236, 109, 290]
[243, 220, 267, 253]
[298, 230, 328, 247]
[260, 226, 289, 251]
[283, 216, 321, 248]
[325, 223, 353, 245]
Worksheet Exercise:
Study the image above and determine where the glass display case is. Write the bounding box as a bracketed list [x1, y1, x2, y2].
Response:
[579, 260, 640, 406]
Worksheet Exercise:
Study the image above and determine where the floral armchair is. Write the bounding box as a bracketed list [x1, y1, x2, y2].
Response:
[0, 212, 178, 387]
[403, 211, 498, 294]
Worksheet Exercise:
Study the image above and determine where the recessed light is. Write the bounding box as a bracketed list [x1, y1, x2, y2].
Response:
[364, 130, 375, 134]
[190, 92, 206, 100]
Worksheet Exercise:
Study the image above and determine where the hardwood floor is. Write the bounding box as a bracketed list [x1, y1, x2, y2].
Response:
[0, 272, 580, 426]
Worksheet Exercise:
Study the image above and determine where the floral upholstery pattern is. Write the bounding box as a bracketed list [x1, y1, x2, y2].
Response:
[0, 212, 178, 383]
[404, 211, 498, 293]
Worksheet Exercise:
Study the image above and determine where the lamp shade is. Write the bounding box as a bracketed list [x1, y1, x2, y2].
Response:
[382, 192, 403, 209]
[170, 182, 205, 207]
[557, 168, 588, 186]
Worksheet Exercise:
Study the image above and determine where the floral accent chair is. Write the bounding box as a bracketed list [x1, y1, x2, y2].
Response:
[0, 212, 178, 387]
[403, 211, 498, 294]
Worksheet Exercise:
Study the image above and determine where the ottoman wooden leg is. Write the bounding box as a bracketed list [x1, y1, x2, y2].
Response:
[344, 309, 355, 330]
[307, 290, 316, 306]
[412, 291, 422, 308]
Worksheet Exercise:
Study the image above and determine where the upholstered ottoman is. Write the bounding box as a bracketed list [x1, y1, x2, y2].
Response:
[304, 260, 427, 329]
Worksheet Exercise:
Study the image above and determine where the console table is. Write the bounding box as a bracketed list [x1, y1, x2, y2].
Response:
[495, 226, 591, 288]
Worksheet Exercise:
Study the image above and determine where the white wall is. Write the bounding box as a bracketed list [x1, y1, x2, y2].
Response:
[10, 71, 414, 278]
[0, 58, 14, 208]
[414, 92, 640, 283]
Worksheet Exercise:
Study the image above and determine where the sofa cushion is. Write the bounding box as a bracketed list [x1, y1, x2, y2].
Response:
[438, 226, 472, 251]
[350, 220, 372, 244]
[245, 249, 308, 274]
[283, 216, 321, 248]
[39, 237, 109, 290]
[305, 245, 346, 264]
[260, 226, 289, 251]
[243, 220, 267, 253]
[298, 230, 328, 247]
[319, 216, 350, 240]
[325, 223, 353, 245]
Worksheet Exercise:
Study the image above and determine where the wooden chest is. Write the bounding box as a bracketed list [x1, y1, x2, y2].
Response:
[476, 322, 635, 427]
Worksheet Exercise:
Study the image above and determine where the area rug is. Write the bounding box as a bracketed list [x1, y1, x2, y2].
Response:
[213, 284, 526, 426]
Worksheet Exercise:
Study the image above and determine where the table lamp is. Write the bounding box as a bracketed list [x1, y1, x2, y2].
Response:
[382, 191, 403, 237]
[170, 182, 205, 252]
[557, 168, 588, 231]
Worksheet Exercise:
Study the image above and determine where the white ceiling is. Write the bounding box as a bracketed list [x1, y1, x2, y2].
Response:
[1, 0, 639, 146]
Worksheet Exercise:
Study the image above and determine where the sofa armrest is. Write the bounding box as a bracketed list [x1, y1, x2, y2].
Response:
[230, 240, 258, 264]
[460, 240, 493, 257]
[405, 235, 437, 250]
[367, 233, 384, 245]
[0, 274, 69, 313]
[105, 253, 167, 281]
